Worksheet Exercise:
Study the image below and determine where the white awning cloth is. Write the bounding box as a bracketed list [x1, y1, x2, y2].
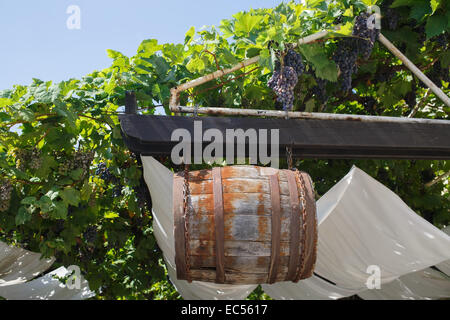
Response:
[142, 157, 450, 300]
[0, 266, 95, 300]
[0, 241, 54, 287]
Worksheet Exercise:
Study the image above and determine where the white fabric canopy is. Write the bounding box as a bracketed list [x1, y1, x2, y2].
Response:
[0, 242, 93, 300]
[0, 266, 95, 300]
[142, 158, 450, 300]
[263, 166, 450, 300]
[358, 227, 450, 300]
[358, 267, 450, 300]
[142, 156, 257, 300]
[0, 241, 54, 287]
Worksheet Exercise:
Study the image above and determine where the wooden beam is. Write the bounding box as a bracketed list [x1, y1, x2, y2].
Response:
[125, 91, 138, 114]
[170, 106, 447, 125]
[119, 114, 450, 160]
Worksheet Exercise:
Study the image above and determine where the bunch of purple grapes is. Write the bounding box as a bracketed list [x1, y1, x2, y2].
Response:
[83, 225, 98, 244]
[332, 12, 380, 92]
[268, 49, 304, 111]
[59, 151, 94, 176]
[434, 33, 448, 48]
[332, 38, 358, 92]
[312, 77, 328, 103]
[284, 49, 305, 76]
[0, 180, 13, 212]
[361, 96, 377, 114]
[383, 8, 399, 30]
[134, 180, 152, 210]
[268, 66, 298, 111]
[353, 12, 380, 60]
[428, 61, 450, 88]
[14, 148, 42, 171]
[404, 82, 417, 110]
[95, 162, 115, 183]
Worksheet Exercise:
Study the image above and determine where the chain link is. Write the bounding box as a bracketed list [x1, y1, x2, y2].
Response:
[182, 164, 192, 282]
[295, 170, 308, 282]
[286, 146, 294, 170]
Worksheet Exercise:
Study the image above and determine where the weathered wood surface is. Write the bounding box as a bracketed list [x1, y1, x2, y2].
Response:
[189, 269, 288, 285]
[175, 165, 317, 284]
[173, 175, 190, 281]
[120, 114, 450, 159]
[268, 174, 282, 284]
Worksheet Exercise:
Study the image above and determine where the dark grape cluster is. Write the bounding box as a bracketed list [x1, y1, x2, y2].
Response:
[333, 16, 343, 25]
[404, 82, 417, 110]
[361, 96, 377, 114]
[0, 180, 13, 212]
[428, 61, 450, 88]
[421, 169, 436, 184]
[414, 25, 426, 44]
[95, 162, 124, 198]
[83, 226, 98, 244]
[53, 220, 65, 235]
[112, 185, 123, 198]
[284, 49, 305, 76]
[332, 38, 358, 92]
[332, 13, 380, 93]
[14, 148, 42, 171]
[134, 180, 151, 210]
[74, 151, 95, 172]
[434, 33, 448, 48]
[95, 162, 115, 183]
[59, 151, 94, 176]
[374, 71, 394, 84]
[78, 247, 94, 263]
[312, 77, 328, 103]
[383, 8, 399, 30]
[353, 12, 380, 60]
[268, 66, 298, 111]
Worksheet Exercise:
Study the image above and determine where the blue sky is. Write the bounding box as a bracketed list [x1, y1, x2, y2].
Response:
[0, 0, 282, 90]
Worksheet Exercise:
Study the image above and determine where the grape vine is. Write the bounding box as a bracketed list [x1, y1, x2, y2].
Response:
[0, 0, 448, 301]
[14, 148, 42, 171]
[59, 151, 95, 177]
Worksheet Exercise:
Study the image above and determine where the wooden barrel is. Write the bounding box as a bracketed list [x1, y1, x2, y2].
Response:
[173, 166, 318, 285]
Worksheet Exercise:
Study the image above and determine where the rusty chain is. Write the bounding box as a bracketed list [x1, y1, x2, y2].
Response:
[183, 164, 192, 283]
[286, 146, 294, 170]
[294, 170, 308, 282]
[305, 174, 318, 279]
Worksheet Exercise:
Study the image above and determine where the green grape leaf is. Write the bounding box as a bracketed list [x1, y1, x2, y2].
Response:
[16, 206, 32, 225]
[21, 197, 36, 205]
[36, 196, 53, 213]
[52, 201, 68, 220]
[299, 44, 338, 82]
[430, 0, 440, 14]
[391, 0, 416, 8]
[233, 12, 264, 36]
[425, 15, 447, 39]
[137, 39, 162, 56]
[409, 2, 432, 21]
[69, 168, 84, 181]
[184, 27, 195, 45]
[60, 188, 81, 207]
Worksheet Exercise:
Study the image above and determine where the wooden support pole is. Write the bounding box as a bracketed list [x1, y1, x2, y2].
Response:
[125, 91, 138, 114]
[169, 105, 448, 125]
[378, 34, 450, 107]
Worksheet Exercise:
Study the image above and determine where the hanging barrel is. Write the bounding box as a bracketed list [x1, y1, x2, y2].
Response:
[173, 166, 318, 285]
